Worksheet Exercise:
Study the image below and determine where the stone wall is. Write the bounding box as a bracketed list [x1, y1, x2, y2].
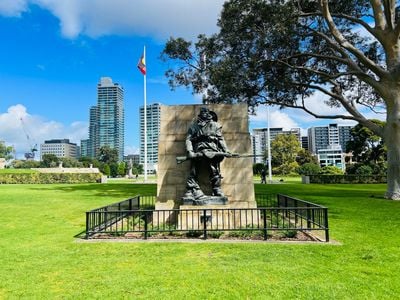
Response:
[157, 104, 256, 209]
[0, 158, 5, 169]
[32, 167, 100, 173]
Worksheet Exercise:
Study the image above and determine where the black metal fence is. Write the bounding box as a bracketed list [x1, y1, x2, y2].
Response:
[85, 194, 329, 242]
[85, 195, 156, 234]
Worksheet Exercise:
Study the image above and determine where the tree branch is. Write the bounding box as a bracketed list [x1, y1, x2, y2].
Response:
[284, 52, 350, 65]
[277, 59, 362, 80]
[370, 0, 386, 30]
[382, 0, 395, 30]
[320, 0, 388, 79]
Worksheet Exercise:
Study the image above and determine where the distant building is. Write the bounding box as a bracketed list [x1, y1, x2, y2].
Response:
[252, 127, 301, 163]
[88, 105, 99, 158]
[308, 123, 352, 154]
[317, 145, 346, 171]
[40, 139, 79, 159]
[124, 154, 140, 165]
[307, 123, 353, 170]
[301, 136, 309, 151]
[81, 77, 125, 161]
[140, 103, 161, 173]
[80, 139, 89, 158]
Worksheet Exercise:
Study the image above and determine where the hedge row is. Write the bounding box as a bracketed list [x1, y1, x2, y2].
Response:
[308, 175, 387, 184]
[0, 173, 102, 184]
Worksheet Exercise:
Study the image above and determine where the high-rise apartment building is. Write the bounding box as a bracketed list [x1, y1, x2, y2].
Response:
[308, 123, 352, 154]
[307, 123, 353, 171]
[140, 103, 161, 173]
[301, 136, 309, 151]
[81, 77, 125, 161]
[252, 127, 301, 163]
[88, 106, 99, 158]
[80, 139, 89, 158]
[40, 139, 79, 159]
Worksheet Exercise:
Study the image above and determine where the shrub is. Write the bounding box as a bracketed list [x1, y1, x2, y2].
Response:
[355, 165, 373, 176]
[319, 165, 344, 175]
[279, 230, 298, 238]
[0, 173, 101, 184]
[297, 163, 321, 175]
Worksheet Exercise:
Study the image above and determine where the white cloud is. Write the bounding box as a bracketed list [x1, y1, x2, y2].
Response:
[125, 145, 139, 155]
[0, 104, 87, 159]
[250, 106, 300, 130]
[0, 0, 27, 17]
[1, 0, 225, 40]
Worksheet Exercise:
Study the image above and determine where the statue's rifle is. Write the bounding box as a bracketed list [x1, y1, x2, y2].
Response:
[176, 151, 263, 164]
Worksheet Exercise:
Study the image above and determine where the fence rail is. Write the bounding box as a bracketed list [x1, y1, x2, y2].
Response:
[85, 194, 329, 242]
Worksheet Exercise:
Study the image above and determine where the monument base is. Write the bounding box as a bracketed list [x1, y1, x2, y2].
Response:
[182, 195, 227, 206]
[178, 204, 260, 230]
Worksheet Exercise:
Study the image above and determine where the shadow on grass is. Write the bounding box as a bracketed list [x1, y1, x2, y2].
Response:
[26, 183, 157, 198]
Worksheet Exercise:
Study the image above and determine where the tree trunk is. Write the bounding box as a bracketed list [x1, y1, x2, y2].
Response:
[385, 94, 400, 200]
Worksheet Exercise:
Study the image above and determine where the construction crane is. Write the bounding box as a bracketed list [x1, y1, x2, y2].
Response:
[20, 117, 38, 160]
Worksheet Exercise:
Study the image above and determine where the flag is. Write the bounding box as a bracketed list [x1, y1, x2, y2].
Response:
[137, 54, 146, 75]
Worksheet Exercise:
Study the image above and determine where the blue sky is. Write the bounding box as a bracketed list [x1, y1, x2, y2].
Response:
[0, 0, 378, 159]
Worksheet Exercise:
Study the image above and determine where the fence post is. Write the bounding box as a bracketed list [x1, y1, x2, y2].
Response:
[144, 211, 148, 240]
[285, 196, 288, 217]
[324, 208, 329, 242]
[203, 209, 207, 240]
[129, 198, 132, 211]
[306, 204, 311, 228]
[85, 212, 89, 239]
[263, 209, 267, 240]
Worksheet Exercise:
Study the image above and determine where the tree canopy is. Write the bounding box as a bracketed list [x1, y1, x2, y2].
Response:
[0, 143, 14, 161]
[41, 154, 59, 168]
[346, 120, 386, 164]
[162, 0, 400, 199]
[271, 134, 301, 175]
[97, 146, 119, 164]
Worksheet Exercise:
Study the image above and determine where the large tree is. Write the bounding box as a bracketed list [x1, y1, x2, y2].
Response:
[0, 143, 14, 161]
[162, 0, 400, 199]
[271, 134, 301, 175]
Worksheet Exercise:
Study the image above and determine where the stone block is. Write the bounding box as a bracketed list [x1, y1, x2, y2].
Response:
[166, 170, 187, 185]
[160, 105, 176, 122]
[165, 141, 186, 155]
[157, 104, 255, 209]
[234, 183, 255, 202]
[157, 185, 177, 202]
[175, 105, 196, 121]
[158, 154, 181, 171]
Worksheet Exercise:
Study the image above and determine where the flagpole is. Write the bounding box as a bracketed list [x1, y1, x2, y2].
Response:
[267, 106, 272, 183]
[143, 45, 148, 182]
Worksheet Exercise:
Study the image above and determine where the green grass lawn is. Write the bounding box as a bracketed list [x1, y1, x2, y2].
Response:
[0, 182, 399, 299]
[253, 175, 302, 184]
[0, 168, 38, 174]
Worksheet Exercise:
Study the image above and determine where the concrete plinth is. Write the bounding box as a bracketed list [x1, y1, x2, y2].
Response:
[178, 204, 260, 231]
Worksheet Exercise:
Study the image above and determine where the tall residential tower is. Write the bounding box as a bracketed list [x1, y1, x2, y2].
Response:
[140, 103, 161, 173]
[81, 77, 124, 161]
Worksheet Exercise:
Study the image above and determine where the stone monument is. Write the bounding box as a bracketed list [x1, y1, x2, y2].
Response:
[156, 104, 256, 210]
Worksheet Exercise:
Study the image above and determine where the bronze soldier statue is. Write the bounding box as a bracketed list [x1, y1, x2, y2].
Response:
[183, 107, 231, 200]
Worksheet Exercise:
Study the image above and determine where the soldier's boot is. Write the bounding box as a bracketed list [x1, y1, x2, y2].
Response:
[211, 176, 224, 197]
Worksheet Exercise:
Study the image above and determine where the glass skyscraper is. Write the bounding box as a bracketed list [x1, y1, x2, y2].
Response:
[82, 77, 124, 161]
